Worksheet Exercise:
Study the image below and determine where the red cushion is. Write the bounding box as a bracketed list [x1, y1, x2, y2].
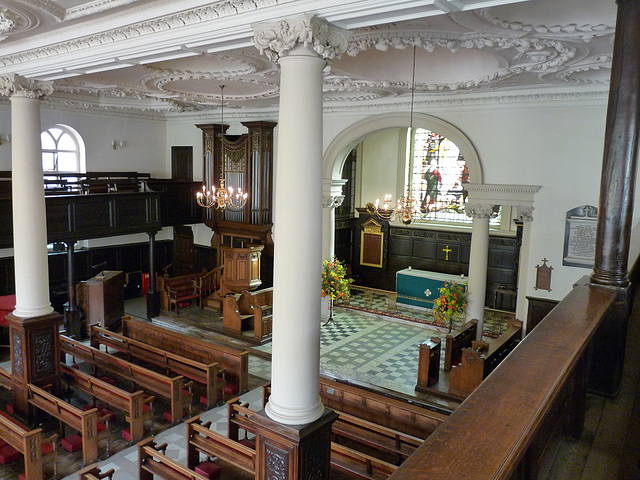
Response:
[99, 408, 115, 421]
[42, 442, 54, 455]
[163, 411, 174, 422]
[0, 444, 19, 464]
[62, 434, 82, 453]
[97, 422, 107, 433]
[0, 439, 6, 448]
[98, 376, 115, 385]
[143, 403, 151, 413]
[122, 428, 131, 441]
[194, 461, 221, 479]
[6, 404, 13, 415]
[200, 395, 208, 405]
[224, 383, 239, 396]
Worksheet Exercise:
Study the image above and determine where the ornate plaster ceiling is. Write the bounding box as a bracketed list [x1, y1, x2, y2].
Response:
[0, 0, 617, 119]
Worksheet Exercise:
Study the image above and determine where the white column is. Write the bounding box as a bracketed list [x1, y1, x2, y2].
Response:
[321, 183, 345, 323]
[253, 15, 349, 425]
[515, 206, 534, 328]
[0, 75, 54, 318]
[465, 204, 492, 340]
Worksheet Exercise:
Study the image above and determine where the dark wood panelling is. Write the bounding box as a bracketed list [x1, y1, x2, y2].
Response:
[353, 214, 521, 308]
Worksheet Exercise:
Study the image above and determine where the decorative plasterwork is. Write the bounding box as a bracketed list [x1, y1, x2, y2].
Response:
[252, 13, 350, 63]
[465, 203, 495, 219]
[0, 5, 40, 41]
[515, 206, 534, 222]
[0, 73, 53, 98]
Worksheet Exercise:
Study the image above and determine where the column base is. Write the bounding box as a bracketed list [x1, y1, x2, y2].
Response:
[253, 407, 338, 480]
[146, 292, 161, 319]
[6, 311, 62, 417]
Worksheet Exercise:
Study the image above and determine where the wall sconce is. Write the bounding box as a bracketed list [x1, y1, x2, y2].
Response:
[111, 140, 125, 150]
[0, 134, 11, 145]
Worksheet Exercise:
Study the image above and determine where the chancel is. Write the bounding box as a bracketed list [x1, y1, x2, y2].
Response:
[0, 0, 639, 479]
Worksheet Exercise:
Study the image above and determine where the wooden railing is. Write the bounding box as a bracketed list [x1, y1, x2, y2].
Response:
[388, 280, 619, 479]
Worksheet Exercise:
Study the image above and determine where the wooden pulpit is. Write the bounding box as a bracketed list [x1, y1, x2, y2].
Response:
[77, 270, 125, 330]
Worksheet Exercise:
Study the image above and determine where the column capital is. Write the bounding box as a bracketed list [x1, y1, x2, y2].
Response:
[252, 13, 350, 64]
[323, 194, 344, 209]
[465, 203, 494, 219]
[515, 206, 534, 222]
[0, 74, 53, 99]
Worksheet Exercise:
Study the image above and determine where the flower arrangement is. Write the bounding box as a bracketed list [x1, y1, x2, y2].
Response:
[432, 281, 467, 328]
[321, 259, 352, 302]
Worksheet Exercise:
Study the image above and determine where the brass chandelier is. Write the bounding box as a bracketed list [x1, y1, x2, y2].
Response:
[196, 85, 248, 210]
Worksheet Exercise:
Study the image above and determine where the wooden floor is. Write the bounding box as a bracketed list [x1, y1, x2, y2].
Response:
[544, 286, 640, 479]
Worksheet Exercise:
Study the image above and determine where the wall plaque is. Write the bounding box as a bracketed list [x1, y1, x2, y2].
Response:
[360, 218, 384, 268]
[563, 205, 597, 268]
[535, 258, 553, 291]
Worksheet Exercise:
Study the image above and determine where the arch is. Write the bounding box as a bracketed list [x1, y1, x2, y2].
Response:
[41, 123, 86, 173]
[323, 112, 483, 185]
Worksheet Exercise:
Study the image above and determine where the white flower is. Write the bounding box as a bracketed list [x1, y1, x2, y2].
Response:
[424, 289, 431, 297]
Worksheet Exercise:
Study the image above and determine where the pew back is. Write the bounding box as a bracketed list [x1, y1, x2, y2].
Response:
[444, 319, 477, 371]
[138, 438, 208, 480]
[0, 411, 43, 479]
[122, 316, 249, 393]
[90, 325, 223, 407]
[59, 334, 185, 422]
[27, 383, 99, 465]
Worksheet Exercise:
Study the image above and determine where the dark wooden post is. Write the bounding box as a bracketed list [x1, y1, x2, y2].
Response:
[588, 0, 640, 397]
[64, 241, 82, 339]
[591, 0, 640, 287]
[147, 231, 161, 319]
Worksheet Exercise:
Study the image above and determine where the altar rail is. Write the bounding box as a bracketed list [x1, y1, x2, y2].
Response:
[388, 280, 618, 479]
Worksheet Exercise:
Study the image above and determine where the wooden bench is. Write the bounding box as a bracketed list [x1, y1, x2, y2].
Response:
[187, 415, 257, 475]
[415, 337, 441, 393]
[331, 411, 423, 466]
[0, 366, 11, 390]
[449, 319, 523, 397]
[139, 438, 208, 480]
[90, 325, 225, 408]
[59, 334, 186, 423]
[222, 287, 273, 343]
[318, 378, 448, 440]
[27, 383, 99, 465]
[77, 464, 115, 480]
[60, 363, 152, 444]
[122, 316, 249, 396]
[188, 410, 397, 480]
[0, 410, 48, 479]
[157, 273, 204, 314]
[444, 319, 478, 371]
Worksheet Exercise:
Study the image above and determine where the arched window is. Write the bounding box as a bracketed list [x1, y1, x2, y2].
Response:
[41, 125, 85, 174]
[407, 127, 498, 225]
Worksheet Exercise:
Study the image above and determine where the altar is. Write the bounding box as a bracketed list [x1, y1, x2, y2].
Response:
[396, 268, 467, 309]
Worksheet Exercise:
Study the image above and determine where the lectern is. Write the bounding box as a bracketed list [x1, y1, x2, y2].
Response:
[77, 270, 125, 330]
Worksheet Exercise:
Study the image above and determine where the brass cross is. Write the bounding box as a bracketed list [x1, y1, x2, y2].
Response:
[443, 245, 452, 261]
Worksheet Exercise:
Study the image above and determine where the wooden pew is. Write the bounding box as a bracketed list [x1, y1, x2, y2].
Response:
[318, 377, 448, 440]
[213, 400, 399, 480]
[0, 365, 11, 390]
[157, 273, 204, 314]
[448, 319, 523, 397]
[331, 411, 423, 466]
[138, 438, 207, 480]
[77, 464, 115, 480]
[122, 315, 249, 395]
[90, 325, 225, 407]
[195, 266, 224, 310]
[415, 337, 441, 393]
[186, 415, 257, 475]
[223, 287, 273, 344]
[27, 383, 99, 465]
[60, 363, 151, 443]
[59, 334, 186, 423]
[0, 410, 45, 479]
[444, 319, 478, 372]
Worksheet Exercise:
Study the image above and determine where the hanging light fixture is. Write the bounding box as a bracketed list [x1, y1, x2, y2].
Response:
[366, 46, 420, 225]
[196, 85, 248, 210]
